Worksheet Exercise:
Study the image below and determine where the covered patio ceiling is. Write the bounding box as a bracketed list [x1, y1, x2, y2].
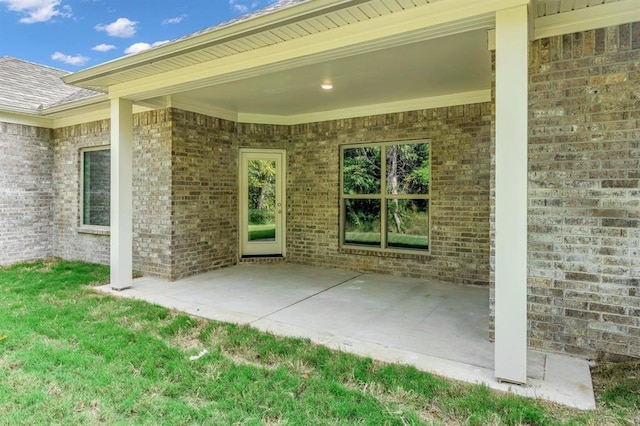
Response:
[167, 29, 492, 123]
[64, 0, 506, 125]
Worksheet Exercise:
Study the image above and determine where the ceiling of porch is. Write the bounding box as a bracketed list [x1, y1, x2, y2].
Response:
[165, 28, 491, 123]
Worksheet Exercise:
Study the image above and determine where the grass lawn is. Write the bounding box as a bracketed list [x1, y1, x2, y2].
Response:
[345, 232, 429, 249]
[1, 260, 638, 425]
[249, 224, 276, 241]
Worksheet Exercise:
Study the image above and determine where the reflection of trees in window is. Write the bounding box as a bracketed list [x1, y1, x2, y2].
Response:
[342, 141, 430, 251]
[248, 160, 276, 225]
[82, 148, 110, 227]
[343, 146, 380, 194]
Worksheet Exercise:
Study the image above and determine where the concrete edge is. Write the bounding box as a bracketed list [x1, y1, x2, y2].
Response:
[253, 318, 596, 410]
[95, 281, 596, 410]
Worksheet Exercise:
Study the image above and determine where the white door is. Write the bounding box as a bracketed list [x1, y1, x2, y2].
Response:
[239, 149, 286, 256]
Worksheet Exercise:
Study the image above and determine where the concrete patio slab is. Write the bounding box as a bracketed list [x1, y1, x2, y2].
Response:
[97, 263, 595, 410]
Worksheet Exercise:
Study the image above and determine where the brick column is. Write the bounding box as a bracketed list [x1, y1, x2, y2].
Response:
[494, 5, 529, 384]
[110, 98, 133, 290]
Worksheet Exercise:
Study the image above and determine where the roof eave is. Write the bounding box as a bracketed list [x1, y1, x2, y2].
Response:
[62, 0, 365, 89]
[41, 93, 109, 116]
[0, 104, 41, 116]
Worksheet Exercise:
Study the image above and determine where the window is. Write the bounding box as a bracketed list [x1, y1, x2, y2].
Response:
[81, 147, 110, 228]
[340, 141, 430, 252]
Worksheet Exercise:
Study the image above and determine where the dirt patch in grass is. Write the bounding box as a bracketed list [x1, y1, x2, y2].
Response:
[591, 360, 640, 404]
[591, 359, 640, 425]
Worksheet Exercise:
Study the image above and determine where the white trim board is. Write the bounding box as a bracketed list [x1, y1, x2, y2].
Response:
[238, 90, 491, 125]
[534, 0, 640, 39]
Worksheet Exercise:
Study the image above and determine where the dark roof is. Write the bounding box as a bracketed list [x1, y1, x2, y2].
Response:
[0, 56, 102, 112]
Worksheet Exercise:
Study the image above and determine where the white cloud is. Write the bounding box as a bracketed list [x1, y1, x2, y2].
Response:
[92, 43, 116, 52]
[229, 0, 260, 13]
[95, 17, 137, 38]
[0, 0, 72, 23]
[162, 14, 186, 25]
[124, 40, 169, 55]
[51, 51, 88, 66]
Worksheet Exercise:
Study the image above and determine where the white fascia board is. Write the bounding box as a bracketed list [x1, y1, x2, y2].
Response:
[63, 0, 367, 88]
[40, 93, 151, 128]
[0, 110, 53, 128]
[51, 109, 110, 128]
[535, 0, 640, 39]
[42, 94, 109, 115]
[169, 98, 238, 122]
[108, 0, 526, 101]
[238, 89, 491, 125]
[50, 104, 153, 128]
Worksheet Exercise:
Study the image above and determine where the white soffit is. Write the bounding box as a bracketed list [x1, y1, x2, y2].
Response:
[534, 0, 639, 39]
[534, 0, 623, 17]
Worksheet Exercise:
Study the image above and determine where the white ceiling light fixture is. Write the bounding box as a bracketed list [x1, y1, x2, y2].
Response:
[320, 82, 333, 90]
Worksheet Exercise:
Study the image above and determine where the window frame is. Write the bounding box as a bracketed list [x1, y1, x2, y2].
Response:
[339, 139, 431, 254]
[79, 145, 111, 231]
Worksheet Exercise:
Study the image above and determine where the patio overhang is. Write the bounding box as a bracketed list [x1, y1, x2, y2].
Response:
[65, 0, 513, 124]
[54, 0, 637, 125]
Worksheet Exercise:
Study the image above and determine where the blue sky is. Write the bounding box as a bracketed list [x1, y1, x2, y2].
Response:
[0, 0, 275, 71]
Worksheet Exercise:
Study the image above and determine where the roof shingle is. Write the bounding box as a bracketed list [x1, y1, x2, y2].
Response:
[0, 56, 101, 112]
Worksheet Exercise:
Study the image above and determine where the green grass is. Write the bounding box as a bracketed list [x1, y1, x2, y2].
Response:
[0, 259, 636, 425]
[345, 231, 429, 248]
[249, 223, 276, 241]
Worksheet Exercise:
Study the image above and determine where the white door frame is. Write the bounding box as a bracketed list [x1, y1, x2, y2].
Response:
[239, 148, 286, 257]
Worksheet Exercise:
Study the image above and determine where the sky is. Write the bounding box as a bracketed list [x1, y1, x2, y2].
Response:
[0, 0, 277, 71]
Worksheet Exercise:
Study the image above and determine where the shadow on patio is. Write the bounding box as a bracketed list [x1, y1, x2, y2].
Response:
[97, 263, 594, 409]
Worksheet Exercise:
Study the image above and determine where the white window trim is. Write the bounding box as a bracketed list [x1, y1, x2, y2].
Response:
[79, 145, 111, 231]
[340, 139, 431, 255]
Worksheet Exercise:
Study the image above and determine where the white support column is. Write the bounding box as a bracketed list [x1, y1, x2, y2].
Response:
[110, 97, 133, 290]
[494, 5, 529, 384]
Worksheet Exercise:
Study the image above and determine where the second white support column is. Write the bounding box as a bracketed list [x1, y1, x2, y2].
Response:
[494, 4, 529, 385]
[110, 97, 133, 291]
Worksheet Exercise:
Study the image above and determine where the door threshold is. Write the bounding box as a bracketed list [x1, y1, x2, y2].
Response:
[239, 255, 285, 264]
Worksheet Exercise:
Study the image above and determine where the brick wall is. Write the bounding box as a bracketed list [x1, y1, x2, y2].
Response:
[169, 109, 238, 279]
[286, 105, 492, 285]
[527, 23, 640, 360]
[52, 120, 111, 265]
[133, 109, 173, 277]
[52, 110, 175, 276]
[0, 122, 53, 264]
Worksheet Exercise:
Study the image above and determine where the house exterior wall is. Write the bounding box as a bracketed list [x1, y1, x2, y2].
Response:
[5, 22, 637, 362]
[52, 110, 174, 276]
[169, 109, 238, 280]
[527, 23, 640, 360]
[132, 109, 173, 277]
[52, 120, 111, 265]
[0, 122, 53, 264]
[286, 104, 492, 285]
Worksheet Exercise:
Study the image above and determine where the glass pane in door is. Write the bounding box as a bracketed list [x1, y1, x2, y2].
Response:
[247, 159, 276, 242]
